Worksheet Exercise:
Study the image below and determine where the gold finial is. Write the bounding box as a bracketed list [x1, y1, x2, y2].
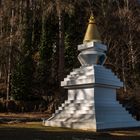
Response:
[83, 16, 101, 43]
[89, 16, 96, 24]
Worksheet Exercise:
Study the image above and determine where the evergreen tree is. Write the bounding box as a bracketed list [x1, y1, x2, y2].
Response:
[11, 0, 34, 101]
[35, 10, 55, 95]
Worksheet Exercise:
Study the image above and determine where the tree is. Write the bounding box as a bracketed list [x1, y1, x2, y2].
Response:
[11, 0, 34, 101]
[35, 9, 54, 95]
[0, 0, 22, 99]
[43, 0, 76, 81]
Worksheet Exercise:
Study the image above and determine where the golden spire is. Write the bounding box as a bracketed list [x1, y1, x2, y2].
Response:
[83, 16, 101, 43]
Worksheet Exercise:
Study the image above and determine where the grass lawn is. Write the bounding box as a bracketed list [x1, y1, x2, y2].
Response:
[0, 122, 140, 140]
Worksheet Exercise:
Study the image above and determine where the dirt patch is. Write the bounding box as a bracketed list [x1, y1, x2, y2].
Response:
[0, 112, 50, 119]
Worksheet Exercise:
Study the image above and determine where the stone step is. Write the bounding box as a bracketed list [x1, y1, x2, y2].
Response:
[56, 101, 126, 116]
[71, 66, 115, 78]
[63, 106, 93, 111]
[47, 115, 138, 123]
[62, 110, 94, 114]
[97, 120, 140, 130]
[96, 108, 127, 112]
[96, 113, 132, 119]
[70, 70, 94, 76]
[72, 100, 94, 104]
[55, 108, 94, 115]
[74, 66, 93, 71]
[95, 77, 122, 86]
[60, 104, 94, 110]
[64, 71, 117, 80]
[95, 73, 117, 80]
[67, 77, 94, 85]
[73, 67, 94, 73]
[54, 113, 95, 119]
[95, 101, 122, 104]
[44, 119, 140, 130]
[95, 103, 123, 107]
[65, 73, 119, 84]
[94, 66, 111, 72]
[57, 105, 127, 114]
[63, 75, 122, 87]
[63, 100, 94, 105]
[68, 103, 94, 107]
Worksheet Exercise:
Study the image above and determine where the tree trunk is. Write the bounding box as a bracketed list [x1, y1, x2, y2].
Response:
[129, 35, 135, 70]
[6, 3, 14, 100]
[121, 48, 127, 93]
[58, 9, 65, 82]
[0, 69, 2, 78]
[6, 47, 12, 100]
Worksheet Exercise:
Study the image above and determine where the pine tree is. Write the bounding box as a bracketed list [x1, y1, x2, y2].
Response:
[35, 8, 55, 95]
[11, 0, 34, 101]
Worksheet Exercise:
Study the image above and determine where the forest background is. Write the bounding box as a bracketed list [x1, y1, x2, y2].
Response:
[0, 0, 140, 119]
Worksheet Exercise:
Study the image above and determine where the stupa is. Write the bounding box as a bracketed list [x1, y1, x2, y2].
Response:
[43, 16, 140, 131]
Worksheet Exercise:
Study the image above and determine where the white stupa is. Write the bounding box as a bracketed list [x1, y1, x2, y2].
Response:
[43, 16, 140, 131]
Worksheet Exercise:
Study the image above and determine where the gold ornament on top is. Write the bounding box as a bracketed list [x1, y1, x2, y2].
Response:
[83, 16, 101, 43]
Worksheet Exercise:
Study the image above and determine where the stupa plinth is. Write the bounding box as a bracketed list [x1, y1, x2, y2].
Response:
[43, 16, 140, 131]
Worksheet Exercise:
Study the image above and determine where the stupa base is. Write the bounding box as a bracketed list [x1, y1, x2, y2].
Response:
[43, 65, 140, 131]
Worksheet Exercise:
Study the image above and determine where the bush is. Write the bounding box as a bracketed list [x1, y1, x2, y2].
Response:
[0, 101, 5, 112]
[0, 99, 48, 113]
[5, 100, 16, 112]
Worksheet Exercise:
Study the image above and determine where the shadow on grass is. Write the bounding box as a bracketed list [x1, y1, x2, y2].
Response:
[0, 125, 140, 140]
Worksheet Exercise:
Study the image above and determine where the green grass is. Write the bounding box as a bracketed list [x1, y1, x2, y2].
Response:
[0, 122, 140, 140]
